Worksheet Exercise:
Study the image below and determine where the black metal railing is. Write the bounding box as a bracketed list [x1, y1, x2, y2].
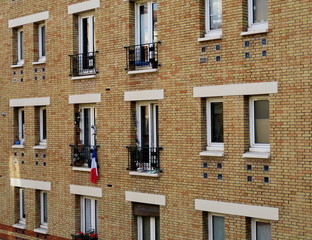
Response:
[124, 42, 161, 71]
[70, 145, 97, 168]
[126, 146, 163, 172]
[69, 51, 98, 76]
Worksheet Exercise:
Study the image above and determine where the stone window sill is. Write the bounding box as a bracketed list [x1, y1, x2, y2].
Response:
[242, 151, 270, 159]
[11, 64, 24, 68]
[72, 167, 91, 172]
[241, 28, 268, 36]
[199, 150, 224, 157]
[128, 68, 157, 75]
[129, 171, 159, 177]
[12, 144, 25, 149]
[71, 75, 96, 80]
[34, 227, 48, 234]
[198, 34, 222, 42]
[33, 145, 47, 150]
[13, 223, 26, 229]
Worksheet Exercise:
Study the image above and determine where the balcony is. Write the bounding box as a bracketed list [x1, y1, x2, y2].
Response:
[70, 145, 98, 168]
[126, 146, 163, 174]
[69, 51, 98, 77]
[124, 42, 160, 71]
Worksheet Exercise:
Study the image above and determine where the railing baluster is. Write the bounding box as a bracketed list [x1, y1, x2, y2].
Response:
[69, 51, 97, 76]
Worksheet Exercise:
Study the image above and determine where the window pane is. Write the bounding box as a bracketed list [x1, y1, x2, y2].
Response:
[21, 110, 25, 139]
[42, 109, 47, 140]
[19, 31, 24, 60]
[212, 216, 225, 240]
[84, 198, 92, 232]
[211, 102, 223, 142]
[253, 0, 268, 23]
[95, 200, 98, 233]
[254, 100, 269, 143]
[82, 18, 89, 53]
[210, 0, 222, 30]
[41, 26, 46, 57]
[152, 3, 158, 42]
[142, 216, 151, 240]
[256, 222, 271, 240]
[43, 192, 48, 223]
[140, 4, 149, 44]
[155, 217, 160, 240]
[83, 109, 91, 146]
[140, 106, 149, 147]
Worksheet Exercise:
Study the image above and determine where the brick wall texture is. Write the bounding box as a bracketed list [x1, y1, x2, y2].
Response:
[0, 0, 311, 239]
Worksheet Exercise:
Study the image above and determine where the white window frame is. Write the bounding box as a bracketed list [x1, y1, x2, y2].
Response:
[40, 191, 48, 228]
[249, 96, 270, 153]
[137, 216, 159, 240]
[78, 14, 95, 54]
[136, 102, 158, 149]
[208, 213, 225, 240]
[39, 107, 47, 145]
[81, 197, 97, 233]
[17, 28, 24, 65]
[19, 188, 26, 224]
[248, 0, 268, 31]
[135, 1, 157, 45]
[251, 219, 271, 240]
[204, 0, 222, 38]
[18, 108, 25, 144]
[206, 98, 224, 151]
[38, 23, 46, 62]
[79, 105, 96, 147]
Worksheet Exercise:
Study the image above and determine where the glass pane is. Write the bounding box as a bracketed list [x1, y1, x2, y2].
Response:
[256, 222, 271, 240]
[83, 109, 91, 146]
[210, 0, 222, 30]
[21, 110, 25, 139]
[254, 100, 269, 143]
[142, 216, 151, 240]
[95, 200, 98, 233]
[253, 0, 268, 23]
[212, 216, 225, 240]
[43, 192, 48, 223]
[211, 102, 223, 142]
[155, 217, 160, 240]
[42, 109, 47, 140]
[140, 4, 149, 44]
[19, 31, 24, 60]
[41, 26, 46, 56]
[152, 3, 158, 42]
[82, 18, 89, 53]
[140, 106, 149, 147]
[84, 198, 92, 232]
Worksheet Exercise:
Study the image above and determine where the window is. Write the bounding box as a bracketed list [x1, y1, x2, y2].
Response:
[248, 0, 268, 31]
[208, 213, 225, 240]
[137, 216, 160, 240]
[19, 189, 26, 224]
[40, 191, 48, 228]
[249, 96, 269, 152]
[40, 107, 47, 144]
[206, 99, 223, 150]
[79, 106, 96, 147]
[18, 108, 25, 144]
[252, 219, 271, 240]
[135, 1, 158, 45]
[17, 28, 24, 65]
[81, 197, 97, 233]
[38, 24, 46, 62]
[204, 0, 222, 38]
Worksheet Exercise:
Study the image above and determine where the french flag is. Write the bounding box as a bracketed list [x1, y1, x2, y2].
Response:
[90, 148, 98, 184]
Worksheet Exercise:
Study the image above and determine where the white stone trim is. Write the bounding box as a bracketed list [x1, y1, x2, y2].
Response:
[71, 75, 96, 80]
[129, 171, 160, 177]
[127, 69, 158, 75]
[12, 223, 26, 229]
[242, 152, 270, 159]
[68, 93, 101, 104]
[195, 199, 279, 220]
[193, 82, 278, 98]
[125, 191, 166, 206]
[9, 11, 49, 28]
[124, 89, 164, 101]
[34, 228, 48, 234]
[70, 185, 102, 198]
[10, 178, 51, 191]
[68, 0, 100, 14]
[199, 150, 224, 157]
[9, 97, 50, 107]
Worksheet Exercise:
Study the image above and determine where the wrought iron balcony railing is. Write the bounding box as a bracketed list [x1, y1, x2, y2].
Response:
[124, 42, 161, 71]
[70, 144, 98, 168]
[126, 146, 163, 173]
[69, 51, 98, 77]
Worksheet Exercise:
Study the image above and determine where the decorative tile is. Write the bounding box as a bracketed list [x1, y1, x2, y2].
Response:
[247, 176, 252, 182]
[217, 163, 222, 169]
[247, 164, 252, 170]
[262, 39, 267, 45]
[203, 162, 208, 168]
[203, 173, 208, 179]
[264, 165, 269, 171]
[218, 174, 222, 180]
[216, 44, 221, 50]
[262, 51, 267, 57]
[201, 46, 207, 53]
[216, 56, 221, 62]
[264, 177, 269, 183]
[245, 52, 250, 58]
[245, 41, 250, 47]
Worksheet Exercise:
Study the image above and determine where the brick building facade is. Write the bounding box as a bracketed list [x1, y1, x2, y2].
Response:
[0, 0, 311, 239]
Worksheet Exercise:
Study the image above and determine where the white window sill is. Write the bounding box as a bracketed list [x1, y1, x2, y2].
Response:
[198, 34, 222, 42]
[71, 75, 96, 80]
[34, 227, 48, 234]
[72, 167, 91, 172]
[32, 60, 46, 65]
[129, 171, 159, 177]
[12, 144, 25, 149]
[33, 145, 47, 150]
[128, 68, 158, 75]
[200, 150, 224, 157]
[11, 64, 24, 68]
[242, 152, 270, 159]
[13, 223, 26, 229]
[241, 28, 268, 36]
